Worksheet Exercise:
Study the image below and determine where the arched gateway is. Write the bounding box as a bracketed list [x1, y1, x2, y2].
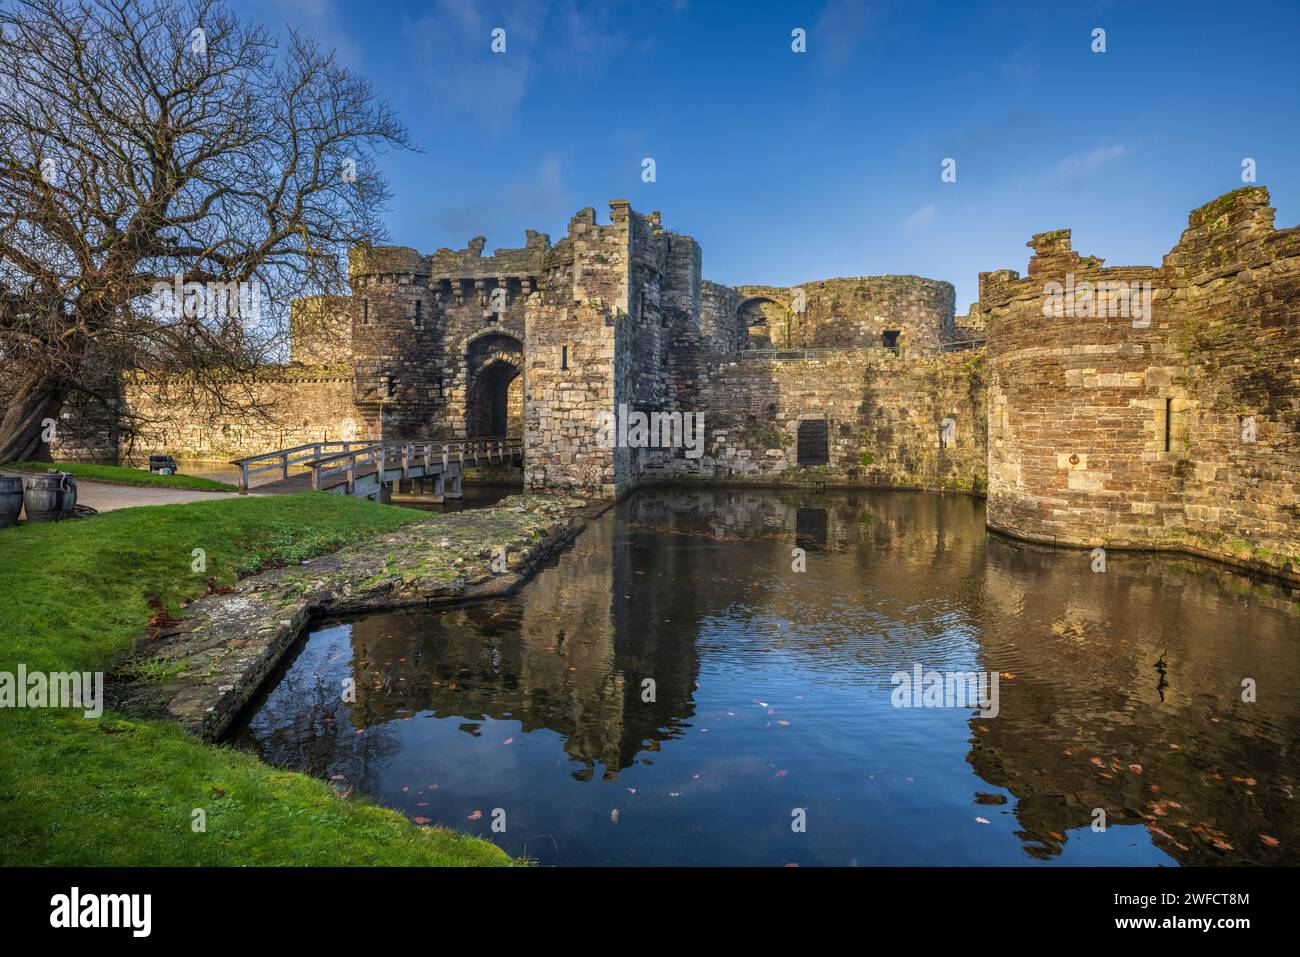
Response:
[465, 331, 523, 438]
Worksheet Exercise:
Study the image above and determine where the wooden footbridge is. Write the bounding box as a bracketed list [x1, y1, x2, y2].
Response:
[231, 437, 523, 502]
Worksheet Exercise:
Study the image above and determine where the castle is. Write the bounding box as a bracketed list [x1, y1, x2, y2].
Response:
[80, 187, 1300, 583]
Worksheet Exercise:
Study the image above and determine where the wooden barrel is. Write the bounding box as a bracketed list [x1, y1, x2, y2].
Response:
[23, 471, 77, 523]
[0, 476, 23, 528]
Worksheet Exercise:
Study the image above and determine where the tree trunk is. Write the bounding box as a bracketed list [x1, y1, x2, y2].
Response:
[0, 372, 68, 463]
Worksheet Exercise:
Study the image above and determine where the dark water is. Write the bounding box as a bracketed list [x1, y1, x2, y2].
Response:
[232, 489, 1300, 866]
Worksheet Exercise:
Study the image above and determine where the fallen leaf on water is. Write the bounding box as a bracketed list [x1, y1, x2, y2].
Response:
[975, 817, 991, 824]
[1090, 757, 1105, 767]
[754, 700, 768, 708]
[627, 788, 636, 794]
[610, 809, 620, 823]
[1049, 831, 1066, 841]
[412, 817, 432, 825]
[467, 809, 482, 821]
[1261, 835, 1280, 848]
[1128, 764, 1143, 774]
[330, 774, 345, 781]
[1000, 672, 1016, 680]
[503, 737, 513, 745]
[774, 769, 789, 778]
[777, 720, 790, 726]
[669, 792, 681, 798]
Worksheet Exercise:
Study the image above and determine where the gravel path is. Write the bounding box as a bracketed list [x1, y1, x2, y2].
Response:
[0, 468, 255, 513]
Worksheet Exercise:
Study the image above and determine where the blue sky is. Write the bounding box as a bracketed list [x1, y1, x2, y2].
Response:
[237, 0, 1300, 309]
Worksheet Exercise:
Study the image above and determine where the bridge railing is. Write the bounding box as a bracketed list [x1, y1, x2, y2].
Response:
[300, 437, 525, 496]
[303, 443, 386, 493]
[229, 441, 374, 491]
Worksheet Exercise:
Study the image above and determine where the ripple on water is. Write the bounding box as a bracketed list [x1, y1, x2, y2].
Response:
[231, 488, 1300, 866]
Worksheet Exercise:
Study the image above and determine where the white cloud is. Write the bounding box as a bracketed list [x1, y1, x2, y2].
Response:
[434, 154, 574, 244]
[812, 0, 890, 74]
[406, 0, 636, 130]
[904, 204, 936, 230]
[1051, 144, 1131, 181]
[263, 0, 361, 66]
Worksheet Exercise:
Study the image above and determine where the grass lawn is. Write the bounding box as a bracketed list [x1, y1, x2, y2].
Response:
[0, 494, 514, 866]
[2, 460, 237, 492]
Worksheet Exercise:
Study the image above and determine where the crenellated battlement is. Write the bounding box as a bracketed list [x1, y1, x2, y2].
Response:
[981, 186, 1300, 581]
[117, 190, 1297, 580]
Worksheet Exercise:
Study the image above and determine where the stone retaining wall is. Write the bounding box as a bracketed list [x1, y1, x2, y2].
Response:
[110, 495, 594, 741]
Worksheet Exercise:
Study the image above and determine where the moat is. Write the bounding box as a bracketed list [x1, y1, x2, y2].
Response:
[233, 488, 1300, 866]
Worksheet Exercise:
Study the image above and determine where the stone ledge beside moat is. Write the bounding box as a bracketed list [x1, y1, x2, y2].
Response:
[110, 494, 598, 742]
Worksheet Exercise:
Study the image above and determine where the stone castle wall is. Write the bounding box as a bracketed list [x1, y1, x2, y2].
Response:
[983, 186, 1299, 581]
[733, 276, 958, 351]
[56, 189, 1298, 582]
[112, 367, 363, 459]
[650, 348, 987, 494]
[523, 205, 628, 495]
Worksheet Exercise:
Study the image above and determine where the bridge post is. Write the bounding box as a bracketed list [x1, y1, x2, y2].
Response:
[432, 470, 445, 504]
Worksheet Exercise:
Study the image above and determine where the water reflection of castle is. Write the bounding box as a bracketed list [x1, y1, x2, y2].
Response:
[276, 488, 1299, 863]
[348, 515, 702, 775]
[346, 489, 988, 772]
[970, 537, 1300, 865]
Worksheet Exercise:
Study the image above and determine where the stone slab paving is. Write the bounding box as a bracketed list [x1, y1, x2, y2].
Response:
[109, 494, 597, 741]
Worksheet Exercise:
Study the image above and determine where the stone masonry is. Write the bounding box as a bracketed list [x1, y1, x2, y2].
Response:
[73, 188, 1300, 581]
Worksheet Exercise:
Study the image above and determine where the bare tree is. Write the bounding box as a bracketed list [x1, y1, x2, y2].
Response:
[0, 0, 411, 460]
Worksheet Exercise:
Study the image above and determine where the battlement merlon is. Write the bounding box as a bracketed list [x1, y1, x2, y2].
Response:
[348, 231, 553, 284]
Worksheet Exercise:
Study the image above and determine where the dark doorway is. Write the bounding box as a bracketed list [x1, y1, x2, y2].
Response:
[465, 332, 524, 438]
[469, 361, 519, 437]
[882, 330, 900, 348]
[797, 419, 829, 466]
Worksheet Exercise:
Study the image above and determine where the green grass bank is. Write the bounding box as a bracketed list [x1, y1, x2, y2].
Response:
[2, 460, 237, 492]
[0, 494, 514, 866]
